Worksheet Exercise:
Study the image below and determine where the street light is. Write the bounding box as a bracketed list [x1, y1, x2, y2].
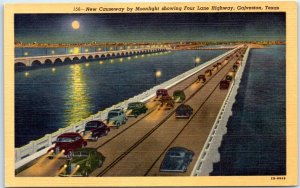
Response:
[194, 56, 201, 67]
[154, 69, 162, 85]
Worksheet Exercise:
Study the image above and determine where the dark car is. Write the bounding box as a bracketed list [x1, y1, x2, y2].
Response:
[172, 90, 186, 103]
[126, 102, 148, 118]
[232, 64, 238, 71]
[160, 147, 194, 173]
[83, 120, 110, 141]
[219, 80, 230, 90]
[205, 69, 212, 77]
[155, 89, 169, 99]
[47, 132, 87, 159]
[213, 64, 218, 70]
[59, 148, 105, 177]
[175, 104, 193, 118]
[159, 96, 174, 110]
[198, 75, 206, 82]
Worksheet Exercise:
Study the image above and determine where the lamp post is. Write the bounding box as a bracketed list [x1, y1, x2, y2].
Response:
[194, 56, 201, 67]
[154, 69, 162, 85]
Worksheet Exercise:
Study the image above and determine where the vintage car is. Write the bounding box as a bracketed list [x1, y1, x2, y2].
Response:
[155, 89, 169, 100]
[205, 69, 212, 77]
[107, 109, 127, 128]
[126, 102, 148, 118]
[175, 104, 193, 119]
[233, 64, 238, 71]
[160, 147, 194, 173]
[213, 64, 218, 70]
[226, 71, 235, 81]
[83, 120, 110, 141]
[47, 132, 87, 159]
[219, 80, 230, 90]
[198, 75, 206, 82]
[159, 96, 174, 110]
[172, 90, 186, 103]
[59, 148, 105, 177]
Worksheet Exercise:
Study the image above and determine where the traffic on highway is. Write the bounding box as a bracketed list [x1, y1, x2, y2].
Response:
[16, 46, 248, 177]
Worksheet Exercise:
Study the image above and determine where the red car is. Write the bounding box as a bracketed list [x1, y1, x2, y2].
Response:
[155, 89, 169, 99]
[83, 120, 110, 141]
[219, 80, 230, 90]
[47, 132, 87, 159]
[198, 75, 206, 82]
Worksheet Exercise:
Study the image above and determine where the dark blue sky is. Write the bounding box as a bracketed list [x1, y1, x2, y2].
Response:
[15, 13, 285, 43]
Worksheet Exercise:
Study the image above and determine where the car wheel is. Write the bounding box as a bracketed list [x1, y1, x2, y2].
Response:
[104, 130, 109, 136]
[67, 151, 73, 159]
[116, 122, 120, 129]
[93, 136, 99, 142]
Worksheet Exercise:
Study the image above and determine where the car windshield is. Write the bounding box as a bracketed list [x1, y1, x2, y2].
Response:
[128, 103, 138, 108]
[86, 122, 98, 128]
[108, 112, 119, 118]
[168, 151, 184, 158]
[173, 91, 182, 96]
[157, 90, 166, 95]
[56, 137, 75, 143]
[177, 105, 187, 112]
[85, 122, 98, 131]
[73, 151, 89, 157]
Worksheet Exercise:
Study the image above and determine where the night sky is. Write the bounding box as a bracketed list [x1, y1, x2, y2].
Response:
[15, 13, 285, 43]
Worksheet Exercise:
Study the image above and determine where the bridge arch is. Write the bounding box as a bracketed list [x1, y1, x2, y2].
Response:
[117, 53, 121, 57]
[63, 57, 72, 64]
[112, 53, 116, 57]
[54, 58, 63, 65]
[73, 57, 80, 63]
[106, 54, 111, 58]
[15, 62, 26, 67]
[80, 56, 87, 62]
[87, 55, 93, 61]
[129, 52, 133, 55]
[95, 55, 100, 59]
[100, 54, 106, 59]
[31, 60, 42, 67]
[44, 59, 53, 65]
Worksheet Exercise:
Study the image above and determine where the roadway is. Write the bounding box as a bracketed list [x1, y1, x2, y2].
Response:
[16, 47, 246, 177]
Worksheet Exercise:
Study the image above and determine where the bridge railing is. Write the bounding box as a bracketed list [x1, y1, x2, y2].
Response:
[15, 46, 240, 169]
[190, 47, 250, 176]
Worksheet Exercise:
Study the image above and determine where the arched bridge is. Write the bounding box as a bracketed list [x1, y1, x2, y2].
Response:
[15, 47, 167, 67]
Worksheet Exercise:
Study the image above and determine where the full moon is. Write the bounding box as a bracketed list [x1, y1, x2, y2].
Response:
[71, 20, 80, 30]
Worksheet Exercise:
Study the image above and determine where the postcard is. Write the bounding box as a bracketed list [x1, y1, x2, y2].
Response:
[4, 1, 297, 187]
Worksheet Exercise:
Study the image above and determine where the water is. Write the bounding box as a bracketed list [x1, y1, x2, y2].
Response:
[15, 49, 227, 147]
[211, 45, 286, 175]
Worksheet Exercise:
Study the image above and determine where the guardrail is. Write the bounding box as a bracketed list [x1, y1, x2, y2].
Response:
[190, 47, 250, 176]
[15, 46, 241, 169]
